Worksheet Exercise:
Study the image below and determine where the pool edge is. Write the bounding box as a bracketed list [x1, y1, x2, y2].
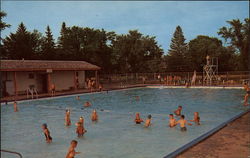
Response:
[163, 108, 250, 158]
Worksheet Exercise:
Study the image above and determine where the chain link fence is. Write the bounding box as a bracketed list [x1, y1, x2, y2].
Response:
[100, 71, 250, 86]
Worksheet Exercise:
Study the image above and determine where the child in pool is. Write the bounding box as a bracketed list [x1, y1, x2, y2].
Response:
[176, 115, 192, 131]
[144, 115, 152, 127]
[13, 101, 18, 112]
[75, 121, 87, 137]
[169, 114, 177, 127]
[66, 140, 81, 158]
[91, 109, 98, 121]
[190, 112, 200, 125]
[65, 109, 71, 126]
[134, 112, 143, 124]
[84, 101, 91, 107]
[174, 106, 182, 116]
[41, 123, 52, 143]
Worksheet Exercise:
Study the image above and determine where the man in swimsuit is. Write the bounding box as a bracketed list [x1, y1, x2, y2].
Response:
[145, 114, 152, 127]
[134, 112, 144, 124]
[168, 114, 177, 127]
[66, 140, 81, 158]
[91, 109, 98, 121]
[174, 106, 182, 116]
[190, 112, 200, 125]
[42, 123, 52, 143]
[13, 101, 18, 112]
[176, 115, 192, 131]
[84, 101, 91, 107]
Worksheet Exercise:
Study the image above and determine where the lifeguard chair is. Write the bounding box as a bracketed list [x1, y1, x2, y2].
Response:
[203, 56, 218, 85]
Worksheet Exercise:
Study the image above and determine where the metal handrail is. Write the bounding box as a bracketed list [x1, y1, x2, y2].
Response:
[0, 149, 23, 158]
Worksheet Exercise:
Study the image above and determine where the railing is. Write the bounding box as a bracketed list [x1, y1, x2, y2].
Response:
[0, 149, 23, 158]
[99, 71, 250, 86]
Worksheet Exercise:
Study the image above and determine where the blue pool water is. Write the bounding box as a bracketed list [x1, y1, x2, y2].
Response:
[1, 87, 248, 158]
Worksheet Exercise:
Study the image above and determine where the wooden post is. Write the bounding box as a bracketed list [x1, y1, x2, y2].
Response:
[74, 71, 77, 90]
[47, 73, 51, 93]
[95, 70, 99, 89]
[13, 71, 18, 96]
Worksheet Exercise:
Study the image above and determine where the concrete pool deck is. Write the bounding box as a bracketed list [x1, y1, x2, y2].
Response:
[177, 111, 250, 158]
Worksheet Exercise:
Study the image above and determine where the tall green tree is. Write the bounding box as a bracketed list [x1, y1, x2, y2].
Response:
[187, 35, 236, 71]
[41, 25, 56, 59]
[3, 22, 42, 59]
[165, 26, 188, 71]
[218, 18, 250, 70]
[0, 11, 11, 31]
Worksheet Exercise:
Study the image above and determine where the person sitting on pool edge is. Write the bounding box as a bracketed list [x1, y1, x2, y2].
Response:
[190, 112, 200, 125]
[168, 114, 177, 127]
[75, 121, 87, 137]
[91, 109, 98, 122]
[176, 115, 192, 131]
[174, 106, 182, 116]
[134, 112, 143, 124]
[145, 114, 152, 127]
[84, 101, 92, 107]
[13, 101, 18, 112]
[65, 109, 71, 126]
[66, 140, 81, 158]
[41, 123, 52, 143]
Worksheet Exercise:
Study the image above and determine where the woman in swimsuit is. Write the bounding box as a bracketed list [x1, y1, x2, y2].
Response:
[42, 123, 52, 143]
[65, 109, 71, 126]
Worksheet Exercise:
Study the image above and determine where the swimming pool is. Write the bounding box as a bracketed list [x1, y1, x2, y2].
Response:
[1, 87, 249, 158]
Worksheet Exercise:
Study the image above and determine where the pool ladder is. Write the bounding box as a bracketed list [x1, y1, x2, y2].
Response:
[1, 149, 23, 158]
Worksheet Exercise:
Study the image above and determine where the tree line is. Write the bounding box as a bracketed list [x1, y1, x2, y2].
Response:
[1, 11, 249, 73]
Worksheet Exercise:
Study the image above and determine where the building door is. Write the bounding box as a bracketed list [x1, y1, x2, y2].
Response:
[36, 74, 47, 93]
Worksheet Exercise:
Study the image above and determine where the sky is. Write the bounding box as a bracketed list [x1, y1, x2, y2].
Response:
[1, 1, 249, 53]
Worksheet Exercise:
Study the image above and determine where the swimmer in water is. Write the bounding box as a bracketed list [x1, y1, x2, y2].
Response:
[176, 115, 192, 131]
[75, 121, 87, 137]
[76, 96, 80, 100]
[66, 140, 81, 158]
[13, 101, 18, 112]
[168, 114, 177, 127]
[190, 112, 200, 125]
[134, 112, 143, 124]
[84, 101, 91, 107]
[91, 109, 98, 121]
[174, 106, 182, 116]
[41, 123, 52, 143]
[65, 109, 71, 126]
[145, 114, 152, 127]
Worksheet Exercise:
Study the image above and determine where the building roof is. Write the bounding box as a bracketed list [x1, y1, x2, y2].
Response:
[0, 60, 101, 71]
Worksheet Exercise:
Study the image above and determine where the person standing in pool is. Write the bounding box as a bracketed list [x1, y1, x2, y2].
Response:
[75, 121, 87, 137]
[244, 86, 250, 106]
[76, 96, 80, 100]
[168, 114, 177, 127]
[174, 106, 182, 116]
[41, 123, 52, 143]
[91, 109, 98, 121]
[65, 109, 71, 126]
[176, 115, 192, 131]
[13, 101, 18, 112]
[134, 112, 144, 124]
[66, 140, 81, 158]
[145, 115, 152, 127]
[79, 116, 84, 124]
[190, 112, 200, 125]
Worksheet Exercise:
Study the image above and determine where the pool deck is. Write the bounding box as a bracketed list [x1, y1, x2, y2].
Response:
[177, 111, 250, 158]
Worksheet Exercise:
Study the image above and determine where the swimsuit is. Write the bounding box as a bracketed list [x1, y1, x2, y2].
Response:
[44, 133, 52, 140]
[136, 122, 141, 124]
[180, 127, 187, 131]
[247, 91, 250, 94]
